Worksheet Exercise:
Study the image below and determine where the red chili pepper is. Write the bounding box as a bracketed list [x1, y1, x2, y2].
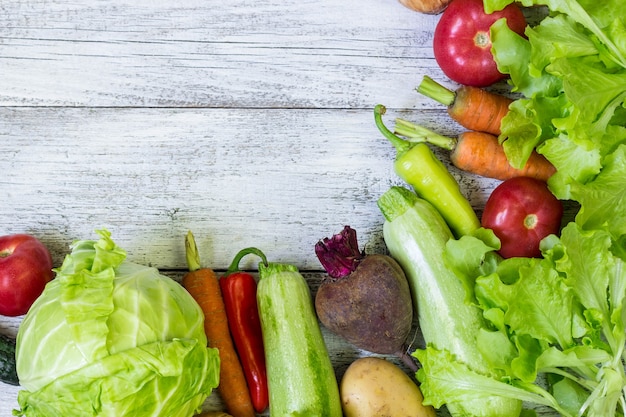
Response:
[220, 247, 269, 414]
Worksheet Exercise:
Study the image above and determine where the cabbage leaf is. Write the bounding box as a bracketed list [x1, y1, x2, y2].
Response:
[13, 230, 219, 417]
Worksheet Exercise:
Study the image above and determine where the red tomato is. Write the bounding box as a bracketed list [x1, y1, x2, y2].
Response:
[0, 234, 54, 316]
[482, 177, 563, 258]
[433, 0, 527, 87]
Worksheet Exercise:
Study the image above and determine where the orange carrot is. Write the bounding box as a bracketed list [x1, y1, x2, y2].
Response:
[450, 131, 556, 181]
[182, 231, 255, 417]
[393, 120, 556, 182]
[417, 75, 513, 136]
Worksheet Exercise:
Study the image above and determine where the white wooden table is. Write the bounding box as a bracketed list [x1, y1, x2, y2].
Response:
[0, 1, 558, 415]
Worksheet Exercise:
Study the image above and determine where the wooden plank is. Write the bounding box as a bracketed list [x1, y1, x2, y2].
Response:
[0, 0, 443, 108]
[0, 107, 499, 270]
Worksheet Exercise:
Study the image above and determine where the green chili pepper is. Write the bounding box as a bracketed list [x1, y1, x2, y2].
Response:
[374, 104, 480, 237]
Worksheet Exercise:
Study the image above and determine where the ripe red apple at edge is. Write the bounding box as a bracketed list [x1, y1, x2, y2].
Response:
[0, 234, 54, 316]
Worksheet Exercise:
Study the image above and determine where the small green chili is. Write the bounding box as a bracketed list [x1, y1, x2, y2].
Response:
[374, 104, 480, 237]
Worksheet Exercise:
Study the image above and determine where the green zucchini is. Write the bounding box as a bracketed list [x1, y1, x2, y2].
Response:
[378, 186, 521, 417]
[256, 262, 342, 417]
[0, 333, 19, 386]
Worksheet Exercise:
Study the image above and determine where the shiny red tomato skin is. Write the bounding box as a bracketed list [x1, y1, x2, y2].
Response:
[433, 0, 527, 87]
[482, 177, 563, 258]
[0, 234, 54, 316]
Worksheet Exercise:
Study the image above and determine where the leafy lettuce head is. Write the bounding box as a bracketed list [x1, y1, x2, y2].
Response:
[14, 229, 219, 417]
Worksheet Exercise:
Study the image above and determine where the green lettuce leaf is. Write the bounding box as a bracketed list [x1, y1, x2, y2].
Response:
[487, 0, 626, 68]
[443, 228, 501, 303]
[527, 15, 600, 75]
[475, 258, 576, 349]
[547, 58, 626, 135]
[442, 218, 626, 416]
[489, 0, 626, 202]
[569, 145, 626, 240]
[414, 346, 566, 416]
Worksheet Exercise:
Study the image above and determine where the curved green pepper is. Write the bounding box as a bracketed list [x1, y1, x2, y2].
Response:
[374, 104, 480, 237]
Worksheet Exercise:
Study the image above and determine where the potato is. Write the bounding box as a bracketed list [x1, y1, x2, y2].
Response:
[341, 357, 436, 417]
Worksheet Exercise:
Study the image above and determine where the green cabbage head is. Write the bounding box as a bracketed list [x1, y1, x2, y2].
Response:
[13, 229, 220, 417]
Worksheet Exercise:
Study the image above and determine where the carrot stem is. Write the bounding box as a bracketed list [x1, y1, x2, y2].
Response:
[416, 75, 455, 106]
[394, 118, 457, 151]
[185, 230, 202, 272]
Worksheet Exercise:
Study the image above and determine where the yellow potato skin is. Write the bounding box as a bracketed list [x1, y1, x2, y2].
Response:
[340, 357, 437, 417]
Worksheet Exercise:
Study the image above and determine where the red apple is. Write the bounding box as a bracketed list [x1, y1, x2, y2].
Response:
[0, 234, 54, 316]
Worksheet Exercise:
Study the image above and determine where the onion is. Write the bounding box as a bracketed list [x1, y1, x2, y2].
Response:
[398, 0, 450, 14]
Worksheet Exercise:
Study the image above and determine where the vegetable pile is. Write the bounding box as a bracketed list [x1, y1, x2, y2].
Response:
[3, 1, 626, 416]
[388, 0, 626, 415]
[14, 230, 220, 417]
[436, 222, 626, 417]
[378, 186, 523, 417]
[487, 0, 626, 238]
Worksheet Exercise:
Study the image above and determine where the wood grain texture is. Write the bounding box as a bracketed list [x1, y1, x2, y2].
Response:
[0, 0, 442, 109]
[0, 107, 498, 270]
[0, 0, 561, 415]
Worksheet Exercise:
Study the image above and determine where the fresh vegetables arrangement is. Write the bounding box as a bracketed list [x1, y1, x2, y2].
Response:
[438, 221, 626, 417]
[4, 1, 626, 417]
[392, 0, 626, 415]
[314, 225, 416, 371]
[392, 116, 556, 181]
[183, 232, 256, 417]
[13, 229, 220, 417]
[219, 248, 269, 414]
[402, 1, 625, 415]
[378, 186, 523, 417]
[486, 0, 626, 233]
